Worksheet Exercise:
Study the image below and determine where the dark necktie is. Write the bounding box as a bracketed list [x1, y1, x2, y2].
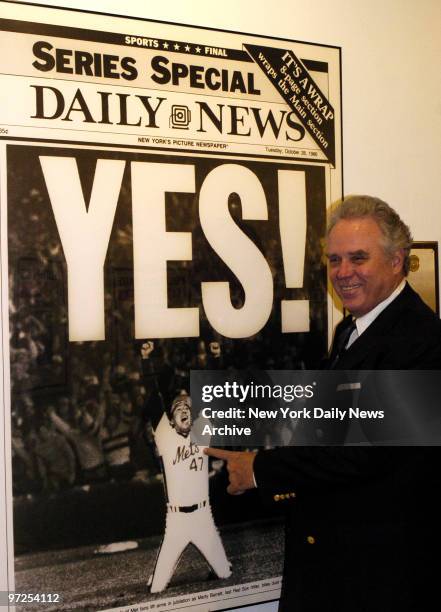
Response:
[328, 319, 356, 369]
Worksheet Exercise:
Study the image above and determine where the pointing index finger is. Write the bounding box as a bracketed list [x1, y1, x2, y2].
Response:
[204, 447, 236, 461]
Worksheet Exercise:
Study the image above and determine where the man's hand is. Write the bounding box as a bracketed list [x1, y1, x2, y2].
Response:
[204, 448, 257, 495]
[141, 341, 154, 359]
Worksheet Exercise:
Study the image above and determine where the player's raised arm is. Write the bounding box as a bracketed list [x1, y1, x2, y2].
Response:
[139, 341, 165, 430]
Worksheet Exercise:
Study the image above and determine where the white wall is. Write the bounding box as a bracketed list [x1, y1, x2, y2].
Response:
[4, 2, 441, 610]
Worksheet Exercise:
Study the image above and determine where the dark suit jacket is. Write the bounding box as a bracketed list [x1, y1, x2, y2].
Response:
[254, 283, 441, 612]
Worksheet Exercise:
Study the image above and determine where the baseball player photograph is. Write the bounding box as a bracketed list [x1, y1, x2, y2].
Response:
[140, 340, 232, 593]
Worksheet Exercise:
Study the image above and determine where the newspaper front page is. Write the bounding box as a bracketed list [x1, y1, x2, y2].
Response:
[0, 2, 342, 610]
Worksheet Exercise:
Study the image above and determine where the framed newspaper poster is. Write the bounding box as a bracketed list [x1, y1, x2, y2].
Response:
[0, 1, 342, 610]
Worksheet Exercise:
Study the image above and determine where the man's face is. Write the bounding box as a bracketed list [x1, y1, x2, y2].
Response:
[326, 217, 404, 317]
[171, 397, 192, 436]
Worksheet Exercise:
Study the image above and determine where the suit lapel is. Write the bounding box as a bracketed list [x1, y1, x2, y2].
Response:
[327, 316, 356, 368]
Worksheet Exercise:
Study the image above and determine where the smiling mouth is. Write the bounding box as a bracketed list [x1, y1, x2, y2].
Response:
[339, 283, 362, 293]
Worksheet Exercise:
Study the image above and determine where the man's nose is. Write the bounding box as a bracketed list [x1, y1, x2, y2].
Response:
[335, 259, 353, 278]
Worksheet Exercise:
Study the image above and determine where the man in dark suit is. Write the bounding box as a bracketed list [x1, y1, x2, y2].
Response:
[206, 195, 441, 611]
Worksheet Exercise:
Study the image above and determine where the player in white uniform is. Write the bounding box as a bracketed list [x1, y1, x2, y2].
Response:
[141, 341, 231, 593]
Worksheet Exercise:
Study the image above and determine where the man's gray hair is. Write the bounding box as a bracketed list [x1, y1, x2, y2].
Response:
[327, 195, 413, 275]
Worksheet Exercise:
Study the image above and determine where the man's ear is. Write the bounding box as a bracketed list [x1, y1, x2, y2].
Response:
[391, 249, 405, 273]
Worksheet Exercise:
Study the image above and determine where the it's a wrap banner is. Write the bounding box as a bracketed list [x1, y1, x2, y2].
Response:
[244, 44, 336, 166]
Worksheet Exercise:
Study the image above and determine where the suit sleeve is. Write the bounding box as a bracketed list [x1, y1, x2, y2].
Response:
[253, 445, 394, 495]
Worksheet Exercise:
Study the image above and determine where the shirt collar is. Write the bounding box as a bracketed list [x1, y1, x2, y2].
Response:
[355, 279, 406, 338]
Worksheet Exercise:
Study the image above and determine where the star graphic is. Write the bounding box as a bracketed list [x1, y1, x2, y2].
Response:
[163, 41, 169, 49]
[185, 44, 191, 52]
[195, 46, 201, 53]
[174, 43, 180, 50]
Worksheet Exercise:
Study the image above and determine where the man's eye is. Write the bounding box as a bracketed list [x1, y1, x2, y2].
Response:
[351, 255, 367, 264]
[328, 257, 340, 266]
